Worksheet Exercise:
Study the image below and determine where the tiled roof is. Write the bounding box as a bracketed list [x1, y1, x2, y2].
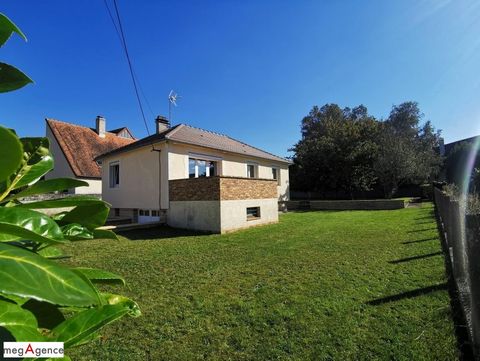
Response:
[46, 118, 136, 178]
[96, 124, 291, 164]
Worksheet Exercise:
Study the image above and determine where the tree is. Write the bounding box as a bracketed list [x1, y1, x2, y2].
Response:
[290, 104, 380, 198]
[0, 13, 139, 359]
[374, 102, 442, 198]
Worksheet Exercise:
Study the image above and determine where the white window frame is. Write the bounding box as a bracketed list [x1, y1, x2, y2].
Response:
[246, 162, 258, 178]
[271, 166, 281, 185]
[109, 161, 120, 188]
[188, 154, 220, 178]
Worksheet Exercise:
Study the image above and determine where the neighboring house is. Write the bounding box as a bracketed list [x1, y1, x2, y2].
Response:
[45, 117, 135, 194]
[96, 116, 292, 233]
[442, 135, 480, 156]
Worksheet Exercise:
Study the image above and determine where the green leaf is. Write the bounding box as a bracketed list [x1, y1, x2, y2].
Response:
[0, 13, 27, 46]
[61, 224, 93, 241]
[51, 298, 140, 348]
[60, 202, 110, 230]
[0, 243, 101, 306]
[74, 268, 125, 285]
[16, 195, 104, 209]
[1, 178, 88, 203]
[0, 207, 65, 244]
[0, 62, 33, 93]
[38, 246, 64, 259]
[22, 299, 66, 329]
[14, 137, 53, 189]
[0, 126, 22, 183]
[0, 299, 44, 341]
[93, 228, 118, 240]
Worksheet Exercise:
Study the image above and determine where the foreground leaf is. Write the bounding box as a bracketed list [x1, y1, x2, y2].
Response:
[0, 299, 44, 341]
[0, 126, 22, 184]
[0, 13, 27, 46]
[0, 207, 64, 244]
[59, 202, 110, 230]
[51, 298, 140, 347]
[74, 268, 125, 285]
[61, 224, 93, 241]
[0, 62, 33, 93]
[92, 228, 118, 240]
[14, 137, 53, 189]
[0, 243, 101, 306]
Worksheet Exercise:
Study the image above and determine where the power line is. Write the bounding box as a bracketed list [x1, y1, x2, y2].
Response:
[103, 0, 155, 119]
[105, 0, 151, 135]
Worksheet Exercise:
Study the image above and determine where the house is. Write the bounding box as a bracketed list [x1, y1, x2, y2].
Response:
[45, 117, 135, 194]
[95, 116, 291, 233]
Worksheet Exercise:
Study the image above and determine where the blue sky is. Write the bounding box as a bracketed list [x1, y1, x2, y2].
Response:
[1, 0, 480, 157]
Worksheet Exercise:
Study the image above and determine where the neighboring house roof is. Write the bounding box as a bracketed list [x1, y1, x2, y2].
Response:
[108, 127, 135, 139]
[444, 135, 480, 156]
[46, 118, 136, 179]
[96, 123, 292, 164]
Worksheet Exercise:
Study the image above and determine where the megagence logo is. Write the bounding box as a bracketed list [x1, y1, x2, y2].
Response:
[3, 342, 64, 358]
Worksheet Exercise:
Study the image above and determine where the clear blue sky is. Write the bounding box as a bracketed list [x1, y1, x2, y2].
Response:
[1, 0, 480, 157]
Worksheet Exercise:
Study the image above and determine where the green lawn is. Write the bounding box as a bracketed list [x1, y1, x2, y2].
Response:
[62, 203, 457, 360]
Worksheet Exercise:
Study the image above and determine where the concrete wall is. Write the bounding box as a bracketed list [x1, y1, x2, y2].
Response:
[168, 200, 221, 232]
[220, 198, 278, 232]
[281, 199, 406, 211]
[101, 145, 163, 210]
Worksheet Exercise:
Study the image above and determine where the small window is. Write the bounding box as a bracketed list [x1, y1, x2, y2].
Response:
[208, 161, 216, 176]
[114, 208, 120, 217]
[246, 207, 260, 220]
[247, 164, 256, 178]
[272, 167, 280, 184]
[189, 159, 196, 178]
[139, 209, 150, 216]
[109, 162, 120, 188]
[151, 210, 159, 217]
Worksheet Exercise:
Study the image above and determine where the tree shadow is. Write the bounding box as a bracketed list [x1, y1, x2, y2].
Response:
[407, 228, 437, 233]
[402, 237, 437, 244]
[117, 226, 212, 241]
[366, 283, 448, 305]
[389, 251, 443, 264]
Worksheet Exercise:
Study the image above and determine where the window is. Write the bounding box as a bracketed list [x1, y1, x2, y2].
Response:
[188, 158, 217, 178]
[151, 210, 160, 217]
[246, 207, 260, 220]
[247, 164, 256, 178]
[109, 162, 119, 188]
[272, 167, 280, 185]
[114, 208, 120, 217]
[139, 209, 150, 216]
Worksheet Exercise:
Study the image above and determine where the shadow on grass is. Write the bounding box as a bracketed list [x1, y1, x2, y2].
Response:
[367, 283, 448, 305]
[118, 226, 211, 241]
[402, 237, 438, 244]
[407, 228, 437, 233]
[389, 251, 443, 264]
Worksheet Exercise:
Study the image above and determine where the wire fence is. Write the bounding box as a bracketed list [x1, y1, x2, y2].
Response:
[434, 186, 480, 358]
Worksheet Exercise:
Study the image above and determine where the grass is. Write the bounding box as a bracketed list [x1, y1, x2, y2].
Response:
[62, 203, 457, 360]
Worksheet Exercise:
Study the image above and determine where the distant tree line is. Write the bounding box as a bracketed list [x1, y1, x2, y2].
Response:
[289, 101, 442, 199]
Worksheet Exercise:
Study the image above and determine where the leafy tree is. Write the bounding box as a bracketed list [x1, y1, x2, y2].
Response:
[374, 102, 442, 198]
[0, 13, 139, 360]
[290, 104, 380, 198]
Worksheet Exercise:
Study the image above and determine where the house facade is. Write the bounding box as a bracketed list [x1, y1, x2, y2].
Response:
[45, 117, 135, 194]
[96, 117, 291, 233]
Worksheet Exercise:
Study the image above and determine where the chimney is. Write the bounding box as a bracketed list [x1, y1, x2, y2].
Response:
[96, 115, 106, 138]
[155, 115, 170, 134]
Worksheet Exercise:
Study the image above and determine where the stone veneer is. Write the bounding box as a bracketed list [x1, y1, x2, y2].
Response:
[169, 176, 277, 202]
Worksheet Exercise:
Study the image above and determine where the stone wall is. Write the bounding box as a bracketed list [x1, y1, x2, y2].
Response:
[169, 176, 277, 202]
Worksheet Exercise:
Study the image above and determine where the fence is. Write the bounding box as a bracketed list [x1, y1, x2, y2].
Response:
[434, 186, 480, 357]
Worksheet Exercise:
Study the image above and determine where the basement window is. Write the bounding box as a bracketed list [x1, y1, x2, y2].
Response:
[246, 207, 260, 220]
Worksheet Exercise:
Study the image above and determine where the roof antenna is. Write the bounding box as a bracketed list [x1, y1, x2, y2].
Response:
[168, 90, 181, 124]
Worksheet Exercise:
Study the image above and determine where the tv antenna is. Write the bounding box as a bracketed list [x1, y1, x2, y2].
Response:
[168, 90, 181, 123]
